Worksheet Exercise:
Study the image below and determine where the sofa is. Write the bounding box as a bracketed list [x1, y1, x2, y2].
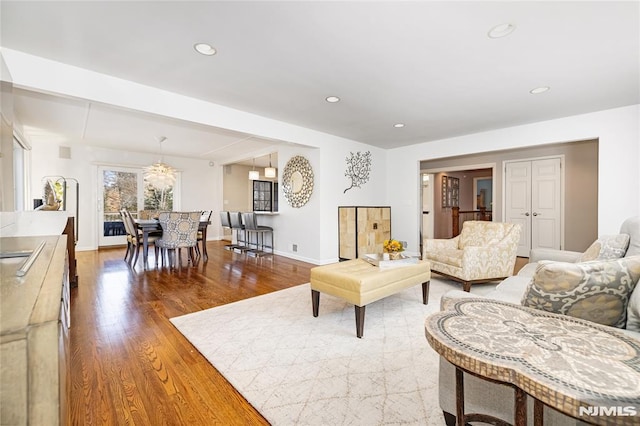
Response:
[436, 216, 640, 425]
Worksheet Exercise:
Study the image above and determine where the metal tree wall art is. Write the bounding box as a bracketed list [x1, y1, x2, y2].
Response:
[343, 151, 372, 193]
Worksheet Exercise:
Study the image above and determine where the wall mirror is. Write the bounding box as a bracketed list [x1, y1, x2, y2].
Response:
[282, 155, 314, 208]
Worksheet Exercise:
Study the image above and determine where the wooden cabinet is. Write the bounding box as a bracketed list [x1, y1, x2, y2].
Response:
[0, 235, 70, 425]
[338, 206, 391, 260]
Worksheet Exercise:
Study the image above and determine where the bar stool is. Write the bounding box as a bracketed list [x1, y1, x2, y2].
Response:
[229, 211, 249, 253]
[241, 212, 273, 257]
[219, 211, 238, 251]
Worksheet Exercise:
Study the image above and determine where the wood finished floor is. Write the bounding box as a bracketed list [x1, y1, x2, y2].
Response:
[69, 243, 529, 425]
[70, 241, 314, 425]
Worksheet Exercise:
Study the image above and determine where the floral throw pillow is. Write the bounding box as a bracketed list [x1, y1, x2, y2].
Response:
[578, 234, 630, 262]
[522, 256, 640, 328]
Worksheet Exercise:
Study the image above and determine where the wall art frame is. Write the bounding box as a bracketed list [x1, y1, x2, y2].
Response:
[441, 175, 459, 208]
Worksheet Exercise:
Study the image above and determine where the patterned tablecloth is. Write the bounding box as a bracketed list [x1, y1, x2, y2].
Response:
[425, 298, 640, 426]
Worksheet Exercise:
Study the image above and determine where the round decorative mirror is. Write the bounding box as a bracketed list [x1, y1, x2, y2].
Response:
[282, 155, 314, 208]
[291, 171, 304, 193]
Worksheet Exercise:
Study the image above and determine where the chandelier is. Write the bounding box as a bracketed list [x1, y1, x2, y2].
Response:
[144, 136, 177, 190]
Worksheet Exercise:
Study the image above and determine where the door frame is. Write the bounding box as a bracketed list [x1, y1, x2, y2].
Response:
[502, 155, 565, 253]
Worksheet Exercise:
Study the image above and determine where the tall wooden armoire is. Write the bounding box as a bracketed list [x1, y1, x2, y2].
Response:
[338, 206, 391, 260]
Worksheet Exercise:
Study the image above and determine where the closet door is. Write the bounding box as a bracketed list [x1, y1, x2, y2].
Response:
[531, 158, 562, 251]
[505, 162, 532, 257]
[505, 158, 562, 257]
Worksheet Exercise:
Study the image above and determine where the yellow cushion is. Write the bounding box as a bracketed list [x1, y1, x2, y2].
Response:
[310, 259, 430, 306]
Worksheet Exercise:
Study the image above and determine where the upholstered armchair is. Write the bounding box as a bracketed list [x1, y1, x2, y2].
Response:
[423, 221, 521, 292]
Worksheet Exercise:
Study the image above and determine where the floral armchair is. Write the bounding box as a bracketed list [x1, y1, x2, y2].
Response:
[423, 221, 521, 292]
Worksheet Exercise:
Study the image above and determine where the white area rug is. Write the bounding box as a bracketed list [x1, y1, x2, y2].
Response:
[170, 279, 497, 425]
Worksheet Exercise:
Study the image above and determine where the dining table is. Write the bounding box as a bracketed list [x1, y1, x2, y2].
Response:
[135, 218, 211, 267]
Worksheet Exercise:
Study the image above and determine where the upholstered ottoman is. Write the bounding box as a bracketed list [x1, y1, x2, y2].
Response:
[310, 258, 431, 337]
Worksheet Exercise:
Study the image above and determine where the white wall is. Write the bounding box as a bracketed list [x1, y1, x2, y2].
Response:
[4, 49, 387, 262]
[6, 50, 639, 262]
[257, 141, 386, 264]
[387, 104, 640, 253]
[29, 140, 218, 251]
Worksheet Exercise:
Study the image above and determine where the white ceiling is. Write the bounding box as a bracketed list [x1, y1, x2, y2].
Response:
[2, 1, 638, 164]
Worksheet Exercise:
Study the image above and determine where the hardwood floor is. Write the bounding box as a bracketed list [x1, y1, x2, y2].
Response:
[69, 243, 528, 425]
[69, 241, 314, 425]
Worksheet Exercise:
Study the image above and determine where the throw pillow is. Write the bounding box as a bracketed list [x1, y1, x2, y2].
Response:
[578, 234, 630, 262]
[626, 282, 640, 332]
[521, 256, 640, 328]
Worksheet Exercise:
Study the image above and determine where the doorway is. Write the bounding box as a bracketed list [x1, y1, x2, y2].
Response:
[420, 165, 496, 240]
[421, 173, 434, 241]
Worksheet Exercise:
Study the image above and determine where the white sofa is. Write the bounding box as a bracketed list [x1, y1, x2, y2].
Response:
[437, 216, 640, 425]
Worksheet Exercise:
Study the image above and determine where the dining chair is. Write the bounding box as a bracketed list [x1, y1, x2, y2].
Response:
[195, 210, 212, 259]
[122, 209, 160, 267]
[119, 209, 133, 261]
[156, 211, 201, 268]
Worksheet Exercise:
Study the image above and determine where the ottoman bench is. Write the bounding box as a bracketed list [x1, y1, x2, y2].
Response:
[310, 258, 431, 338]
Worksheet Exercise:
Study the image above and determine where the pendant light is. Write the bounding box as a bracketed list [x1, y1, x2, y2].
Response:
[265, 153, 277, 178]
[249, 158, 259, 180]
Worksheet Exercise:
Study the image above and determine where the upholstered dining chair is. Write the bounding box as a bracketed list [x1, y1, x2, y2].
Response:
[139, 210, 161, 220]
[121, 209, 160, 267]
[156, 211, 201, 268]
[423, 221, 521, 292]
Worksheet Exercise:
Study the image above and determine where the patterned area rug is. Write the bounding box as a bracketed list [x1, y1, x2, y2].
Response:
[170, 279, 497, 425]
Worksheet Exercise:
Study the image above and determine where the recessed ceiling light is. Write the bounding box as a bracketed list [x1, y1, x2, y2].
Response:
[529, 86, 550, 94]
[194, 43, 217, 56]
[325, 96, 340, 103]
[393, 123, 405, 128]
[488, 23, 516, 39]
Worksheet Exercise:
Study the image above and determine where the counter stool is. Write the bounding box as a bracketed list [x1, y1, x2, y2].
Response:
[219, 211, 239, 251]
[229, 211, 249, 253]
[241, 212, 273, 257]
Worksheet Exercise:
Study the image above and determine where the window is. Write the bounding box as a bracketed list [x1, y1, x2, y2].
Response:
[13, 133, 30, 211]
[253, 180, 278, 212]
[143, 181, 174, 211]
[98, 165, 180, 246]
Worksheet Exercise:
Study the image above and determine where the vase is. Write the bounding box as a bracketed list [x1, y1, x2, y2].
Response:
[389, 251, 402, 260]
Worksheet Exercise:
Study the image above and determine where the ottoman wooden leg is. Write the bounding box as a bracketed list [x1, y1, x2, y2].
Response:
[311, 289, 320, 317]
[355, 305, 366, 338]
[422, 281, 430, 305]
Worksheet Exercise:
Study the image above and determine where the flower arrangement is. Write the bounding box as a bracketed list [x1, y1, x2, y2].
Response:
[383, 239, 404, 253]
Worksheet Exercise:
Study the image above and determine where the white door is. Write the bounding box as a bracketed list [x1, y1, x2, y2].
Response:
[98, 166, 144, 247]
[505, 162, 532, 257]
[505, 158, 562, 257]
[531, 158, 562, 251]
